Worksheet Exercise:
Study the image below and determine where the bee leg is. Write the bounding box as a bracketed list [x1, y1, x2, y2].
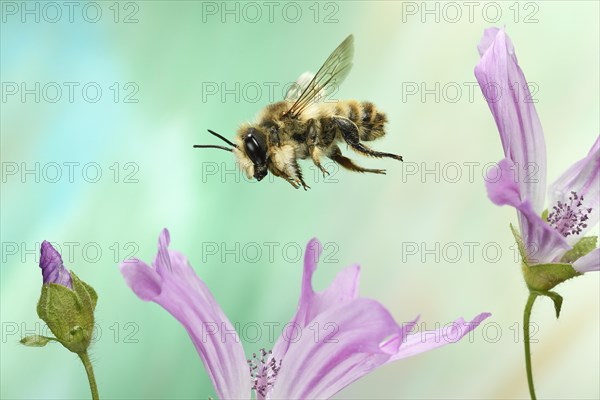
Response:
[269, 163, 300, 189]
[332, 116, 403, 161]
[286, 172, 309, 190]
[312, 152, 329, 177]
[309, 145, 330, 178]
[306, 119, 329, 177]
[270, 156, 309, 190]
[299, 178, 310, 190]
[266, 128, 301, 189]
[290, 159, 310, 190]
[329, 146, 386, 174]
[287, 178, 300, 189]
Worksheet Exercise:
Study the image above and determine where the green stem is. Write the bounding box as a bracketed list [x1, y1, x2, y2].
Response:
[523, 292, 538, 400]
[78, 352, 99, 400]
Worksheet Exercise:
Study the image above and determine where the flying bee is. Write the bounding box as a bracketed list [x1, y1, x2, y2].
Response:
[195, 34, 403, 190]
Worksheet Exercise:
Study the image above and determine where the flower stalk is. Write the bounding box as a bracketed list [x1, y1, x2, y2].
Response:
[523, 291, 538, 400]
[79, 351, 99, 400]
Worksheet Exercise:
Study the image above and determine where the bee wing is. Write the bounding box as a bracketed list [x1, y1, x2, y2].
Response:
[284, 72, 318, 103]
[283, 34, 354, 118]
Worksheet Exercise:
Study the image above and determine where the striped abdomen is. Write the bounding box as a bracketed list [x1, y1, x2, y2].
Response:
[336, 100, 388, 141]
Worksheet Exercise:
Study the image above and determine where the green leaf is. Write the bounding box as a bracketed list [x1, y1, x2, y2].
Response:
[522, 263, 581, 291]
[20, 335, 53, 347]
[561, 236, 598, 264]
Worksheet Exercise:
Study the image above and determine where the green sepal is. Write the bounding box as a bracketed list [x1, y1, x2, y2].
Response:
[561, 236, 597, 264]
[532, 290, 563, 319]
[20, 335, 54, 347]
[510, 224, 528, 263]
[510, 224, 583, 291]
[36, 272, 96, 354]
[522, 263, 581, 292]
[72, 272, 98, 312]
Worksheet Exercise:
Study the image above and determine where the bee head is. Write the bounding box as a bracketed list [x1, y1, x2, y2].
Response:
[194, 128, 269, 182]
[239, 127, 268, 181]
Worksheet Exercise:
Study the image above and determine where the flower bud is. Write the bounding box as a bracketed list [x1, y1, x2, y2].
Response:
[35, 242, 97, 354]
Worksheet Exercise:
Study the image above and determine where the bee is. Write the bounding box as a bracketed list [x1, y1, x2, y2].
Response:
[195, 34, 403, 190]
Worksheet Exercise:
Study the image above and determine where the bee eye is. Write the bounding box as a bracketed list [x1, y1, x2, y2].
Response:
[244, 135, 266, 165]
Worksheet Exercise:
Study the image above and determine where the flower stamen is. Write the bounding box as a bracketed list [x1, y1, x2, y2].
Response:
[547, 191, 592, 237]
[248, 348, 281, 398]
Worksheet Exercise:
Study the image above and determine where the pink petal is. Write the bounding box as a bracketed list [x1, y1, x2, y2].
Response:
[379, 315, 421, 355]
[573, 248, 600, 273]
[272, 238, 360, 360]
[386, 313, 491, 362]
[475, 28, 547, 213]
[477, 27, 500, 57]
[270, 239, 490, 399]
[119, 229, 249, 400]
[486, 158, 569, 263]
[120, 259, 161, 301]
[548, 136, 600, 244]
[270, 298, 401, 400]
[39, 240, 72, 289]
[485, 158, 522, 208]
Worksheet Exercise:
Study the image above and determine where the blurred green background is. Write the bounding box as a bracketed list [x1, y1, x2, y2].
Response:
[1, 1, 598, 399]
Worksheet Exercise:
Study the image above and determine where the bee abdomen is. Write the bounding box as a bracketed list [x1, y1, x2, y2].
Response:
[342, 100, 387, 142]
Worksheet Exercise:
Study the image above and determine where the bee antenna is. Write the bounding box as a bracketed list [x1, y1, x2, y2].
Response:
[193, 144, 233, 152]
[207, 129, 238, 148]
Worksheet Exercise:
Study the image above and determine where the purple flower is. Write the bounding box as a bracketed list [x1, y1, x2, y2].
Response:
[120, 229, 490, 399]
[40, 241, 72, 289]
[475, 28, 599, 274]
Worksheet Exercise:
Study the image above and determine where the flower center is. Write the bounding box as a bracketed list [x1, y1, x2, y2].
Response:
[248, 348, 282, 398]
[547, 191, 592, 237]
